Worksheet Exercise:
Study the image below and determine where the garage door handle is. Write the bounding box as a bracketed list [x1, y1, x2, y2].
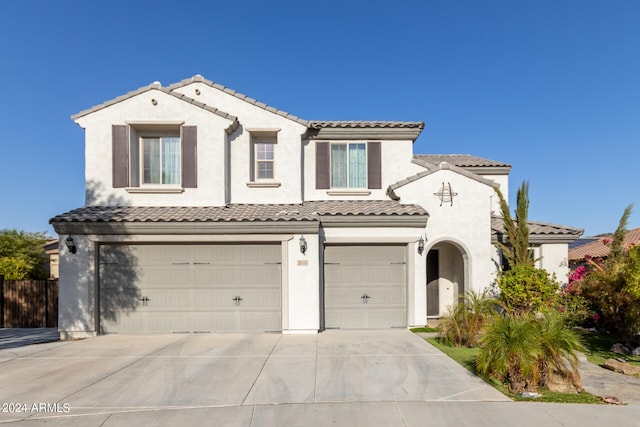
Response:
[233, 296, 243, 306]
[361, 294, 370, 304]
[139, 296, 150, 307]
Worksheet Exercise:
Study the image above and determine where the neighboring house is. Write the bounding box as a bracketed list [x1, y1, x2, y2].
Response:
[43, 239, 59, 279]
[50, 75, 582, 338]
[569, 227, 640, 268]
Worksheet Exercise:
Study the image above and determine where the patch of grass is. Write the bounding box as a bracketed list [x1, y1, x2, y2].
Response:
[513, 391, 601, 404]
[577, 330, 640, 367]
[425, 337, 602, 404]
[410, 327, 439, 333]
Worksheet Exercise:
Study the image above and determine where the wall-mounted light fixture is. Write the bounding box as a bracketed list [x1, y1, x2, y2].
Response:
[299, 235, 307, 255]
[65, 236, 77, 254]
[417, 236, 425, 255]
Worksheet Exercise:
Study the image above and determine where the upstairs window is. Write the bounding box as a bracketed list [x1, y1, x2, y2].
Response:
[111, 124, 197, 189]
[331, 143, 366, 188]
[248, 130, 279, 185]
[316, 141, 381, 191]
[255, 141, 275, 179]
[142, 136, 181, 185]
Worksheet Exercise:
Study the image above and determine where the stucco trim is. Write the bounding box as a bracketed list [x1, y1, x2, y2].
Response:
[125, 187, 184, 194]
[387, 161, 499, 200]
[319, 215, 428, 228]
[246, 181, 282, 188]
[326, 190, 371, 196]
[323, 236, 421, 244]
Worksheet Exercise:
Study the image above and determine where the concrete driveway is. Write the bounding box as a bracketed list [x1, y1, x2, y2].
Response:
[1, 330, 638, 426]
[0, 330, 504, 422]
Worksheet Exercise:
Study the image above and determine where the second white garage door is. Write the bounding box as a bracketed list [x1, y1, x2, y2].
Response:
[99, 244, 281, 334]
[324, 245, 407, 329]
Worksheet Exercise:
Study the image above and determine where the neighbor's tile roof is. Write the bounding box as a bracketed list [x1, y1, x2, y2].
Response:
[50, 201, 428, 224]
[491, 216, 583, 239]
[414, 154, 510, 168]
[568, 228, 640, 261]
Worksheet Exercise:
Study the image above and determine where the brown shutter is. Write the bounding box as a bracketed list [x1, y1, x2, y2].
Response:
[182, 126, 197, 188]
[112, 125, 129, 188]
[316, 141, 330, 189]
[367, 141, 381, 189]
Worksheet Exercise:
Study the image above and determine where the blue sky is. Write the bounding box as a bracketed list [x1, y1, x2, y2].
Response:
[1, 0, 638, 237]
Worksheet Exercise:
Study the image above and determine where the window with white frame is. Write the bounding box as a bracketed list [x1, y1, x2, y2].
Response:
[141, 136, 181, 185]
[255, 141, 275, 179]
[331, 143, 366, 188]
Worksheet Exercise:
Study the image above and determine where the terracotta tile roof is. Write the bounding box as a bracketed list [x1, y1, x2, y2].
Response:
[414, 154, 510, 168]
[50, 201, 428, 224]
[568, 227, 640, 261]
[491, 216, 583, 243]
[309, 121, 425, 129]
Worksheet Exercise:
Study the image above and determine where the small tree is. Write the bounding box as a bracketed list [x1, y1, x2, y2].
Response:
[494, 181, 536, 268]
[0, 229, 49, 279]
[580, 204, 640, 342]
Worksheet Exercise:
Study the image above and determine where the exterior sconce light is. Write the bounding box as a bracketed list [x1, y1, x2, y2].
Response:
[417, 236, 425, 255]
[299, 235, 307, 255]
[65, 236, 77, 254]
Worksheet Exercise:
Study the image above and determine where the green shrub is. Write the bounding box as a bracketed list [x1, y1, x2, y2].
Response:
[498, 264, 559, 315]
[0, 257, 32, 280]
[438, 290, 499, 347]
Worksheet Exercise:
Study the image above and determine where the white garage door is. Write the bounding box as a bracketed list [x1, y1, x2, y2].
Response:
[324, 245, 407, 329]
[99, 244, 281, 333]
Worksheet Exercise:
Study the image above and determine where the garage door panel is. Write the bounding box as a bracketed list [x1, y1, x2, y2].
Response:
[100, 244, 281, 333]
[324, 245, 407, 329]
[239, 312, 281, 332]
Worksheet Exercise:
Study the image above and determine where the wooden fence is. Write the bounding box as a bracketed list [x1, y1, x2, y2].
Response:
[0, 276, 58, 328]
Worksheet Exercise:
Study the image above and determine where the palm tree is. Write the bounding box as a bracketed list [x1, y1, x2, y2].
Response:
[476, 315, 541, 393]
[476, 313, 584, 393]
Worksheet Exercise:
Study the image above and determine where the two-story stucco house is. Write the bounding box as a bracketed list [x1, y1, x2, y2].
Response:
[50, 75, 582, 338]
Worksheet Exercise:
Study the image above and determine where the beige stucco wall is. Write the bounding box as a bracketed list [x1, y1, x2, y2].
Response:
[171, 82, 308, 204]
[394, 169, 498, 300]
[538, 243, 570, 285]
[76, 89, 233, 207]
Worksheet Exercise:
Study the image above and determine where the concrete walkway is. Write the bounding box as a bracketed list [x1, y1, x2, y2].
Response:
[579, 353, 640, 403]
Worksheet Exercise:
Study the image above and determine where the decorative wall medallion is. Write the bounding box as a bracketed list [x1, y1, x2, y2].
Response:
[434, 182, 457, 206]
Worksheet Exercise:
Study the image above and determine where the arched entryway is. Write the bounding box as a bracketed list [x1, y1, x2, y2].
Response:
[426, 241, 467, 317]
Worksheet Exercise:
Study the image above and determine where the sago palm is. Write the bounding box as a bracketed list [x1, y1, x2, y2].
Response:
[476, 314, 541, 393]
